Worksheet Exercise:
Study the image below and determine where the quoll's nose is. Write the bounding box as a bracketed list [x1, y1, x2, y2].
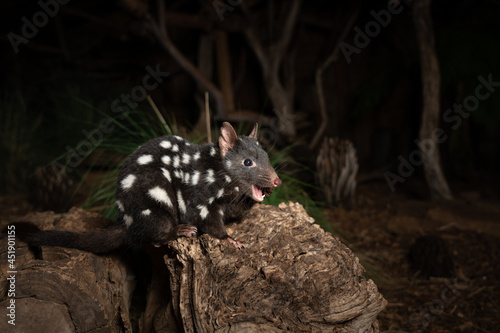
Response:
[273, 177, 282, 187]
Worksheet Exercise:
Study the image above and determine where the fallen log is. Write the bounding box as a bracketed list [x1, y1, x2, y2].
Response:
[150, 202, 386, 332]
[1, 203, 386, 332]
[0, 208, 134, 332]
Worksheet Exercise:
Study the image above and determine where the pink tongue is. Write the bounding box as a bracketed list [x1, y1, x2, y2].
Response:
[252, 185, 263, 202]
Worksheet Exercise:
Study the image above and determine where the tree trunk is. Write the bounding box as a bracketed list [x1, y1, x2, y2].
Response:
[243, 0, 302, 140]
[148, 202, 386, 332]
[413, 0, 453, 200]
[0, 208, 134, 332]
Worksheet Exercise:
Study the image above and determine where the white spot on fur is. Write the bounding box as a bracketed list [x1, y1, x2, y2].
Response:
[193, 152, 201, 161]
[173, 155, 180, 168]
[173, 135, 183, 141]
[161, 168, 171, 182]
[234, 186, 239, 192]
[161, 155, 171, 165]
[219, 209, 224, 216]
[172, 144, 179, 152]
[121, 174, 136, 190]
[123, 214, 133, 227]
[225, 160, 232, 168]
[177, 190, 186, 215]
[225, 175, 231, 183]
[182, 153, 191, 164]
[210, 147, 216, 156]
[137, 154, 153, 165]
[217, 188, 224, 198]
[160, 140, 172, 149]
[116, 200, 124, 212]
[208, 197, 214, 204]
[183, 173, 190, 184]
[142, 209, 151, 216]
[191, 171, 200, 185]
[174, 170, 184, 179]
[148, 186, 173, 208]
[205, 169, 215, 184]
[197, 205, 209, 219]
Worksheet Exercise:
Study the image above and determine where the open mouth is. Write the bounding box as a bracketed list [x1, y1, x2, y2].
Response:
[251, 185, 273, 202]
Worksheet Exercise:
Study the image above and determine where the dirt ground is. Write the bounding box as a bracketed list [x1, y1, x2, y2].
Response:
[1, 175, 498, 332]
[330, 177, 500, 333]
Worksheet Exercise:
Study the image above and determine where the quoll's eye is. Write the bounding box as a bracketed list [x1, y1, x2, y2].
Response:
[243, 159, 253, 167]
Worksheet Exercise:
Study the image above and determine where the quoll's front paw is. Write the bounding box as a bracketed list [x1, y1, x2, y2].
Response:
[176, 224, 198, 238]
[226, 237, 245, 249]
[153, 225, 198, 247]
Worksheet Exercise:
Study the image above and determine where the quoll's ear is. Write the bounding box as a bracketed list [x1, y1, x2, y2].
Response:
[248, 123, 258, 140]
[219, 122, 238, 157]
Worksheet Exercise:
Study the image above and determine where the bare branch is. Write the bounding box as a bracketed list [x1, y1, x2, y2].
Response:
[310, 8, 360, 150]
[271, 0, 302, 72]
[241, 1, 302, 139]
[144, 14, 228, 119]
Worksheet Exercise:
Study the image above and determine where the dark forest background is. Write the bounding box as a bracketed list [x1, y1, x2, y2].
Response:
[1, 1, 500, 332]
[1, 0, 499, 196]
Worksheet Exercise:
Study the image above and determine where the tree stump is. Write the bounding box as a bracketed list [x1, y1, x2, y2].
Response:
[316, 137, 359, 208]
[0, 208, 134, 332]
[150, 202, 386, 332]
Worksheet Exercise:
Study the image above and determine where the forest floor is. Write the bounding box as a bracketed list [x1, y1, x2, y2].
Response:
[330, 177, 500, 333]
[0, 175, 498, 332]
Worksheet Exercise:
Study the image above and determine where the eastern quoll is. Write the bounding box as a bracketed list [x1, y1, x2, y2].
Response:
[22, 122, 281, 252]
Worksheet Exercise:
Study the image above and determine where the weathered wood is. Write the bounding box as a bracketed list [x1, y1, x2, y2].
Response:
[1, 204, 385, 332]
[317, 137, 359, 208]
[151, 202, 385, 332]
[0, 208, 134, 332]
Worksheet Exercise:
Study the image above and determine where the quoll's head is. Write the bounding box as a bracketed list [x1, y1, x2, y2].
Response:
[219, 122, 281, 202]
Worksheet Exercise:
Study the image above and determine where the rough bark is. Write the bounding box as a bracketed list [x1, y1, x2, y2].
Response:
[317, 137, 359, 208]
[413, 0, 453, 200]
[150, 202, 386, 332]
[0, 208, 134, 333]
[1, 204, 385, 332]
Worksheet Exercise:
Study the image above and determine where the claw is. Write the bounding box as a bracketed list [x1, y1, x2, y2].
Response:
[226, 237, 245, 249]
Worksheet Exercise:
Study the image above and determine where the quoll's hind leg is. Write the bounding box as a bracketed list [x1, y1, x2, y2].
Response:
[152, 224, 197, 247]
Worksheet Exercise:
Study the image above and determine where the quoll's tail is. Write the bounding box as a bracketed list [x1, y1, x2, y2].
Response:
[22, 227, 127, 254]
